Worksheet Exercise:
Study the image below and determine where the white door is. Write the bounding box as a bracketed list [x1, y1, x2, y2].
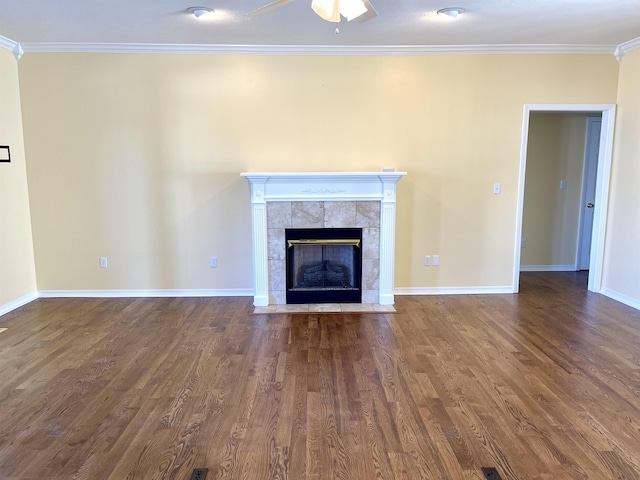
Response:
[577, 117, 601, 270]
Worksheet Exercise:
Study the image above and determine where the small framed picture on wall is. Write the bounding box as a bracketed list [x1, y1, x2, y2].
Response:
[0, 146, 10, 163]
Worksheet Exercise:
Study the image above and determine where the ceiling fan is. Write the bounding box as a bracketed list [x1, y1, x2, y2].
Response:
[249, 0, 378, 23]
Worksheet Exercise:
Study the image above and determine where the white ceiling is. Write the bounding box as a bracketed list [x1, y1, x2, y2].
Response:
[0, 0, 639, 50]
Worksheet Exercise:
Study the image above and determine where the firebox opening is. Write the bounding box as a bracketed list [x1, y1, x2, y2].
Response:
[286, 228, 363, 304]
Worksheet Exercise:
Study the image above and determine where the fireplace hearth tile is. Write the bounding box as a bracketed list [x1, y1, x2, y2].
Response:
[373, 304, 397, 312]
[362, 259, 380, 290]
[276, 304, 310, 313]
[309, 303, 342, 312]
[253, 305, 278, 314]
[268, 229, 286, 260]
[362, 228, 380, 259]
[324, 202, 356, 228]
[268, 259, 286, 291]
[269, 290, 286, 305]
[267, 202, 292, 229]
[356, 202, 381, 228]
[362, 289, 378, 304]
[250, 303, 396, 314]
[292, 201, 324, 228]
[341, 303, 375, 312]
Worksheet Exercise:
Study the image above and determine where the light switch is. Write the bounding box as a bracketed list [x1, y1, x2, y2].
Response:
[493, 183, 501, 194]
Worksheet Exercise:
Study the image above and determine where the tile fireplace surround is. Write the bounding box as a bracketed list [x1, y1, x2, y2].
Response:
[241, 172, 407, 307]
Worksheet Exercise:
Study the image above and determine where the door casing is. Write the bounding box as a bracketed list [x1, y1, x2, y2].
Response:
[513, 104, 617, 293]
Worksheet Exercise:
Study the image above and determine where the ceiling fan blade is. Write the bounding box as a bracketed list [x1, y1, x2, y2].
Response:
[248, 0, 296, 16]
[356, 0, 378, 22]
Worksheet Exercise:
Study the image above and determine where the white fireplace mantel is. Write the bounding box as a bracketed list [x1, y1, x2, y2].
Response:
[241, 171, 407, 306]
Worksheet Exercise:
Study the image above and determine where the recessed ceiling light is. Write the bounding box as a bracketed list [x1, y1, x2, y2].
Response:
[437, 7, 465, 18]
[187, 6, 214, 18]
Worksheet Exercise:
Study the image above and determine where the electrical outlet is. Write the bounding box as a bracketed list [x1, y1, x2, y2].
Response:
[560, 180, 567, 190]
[424, 255, 431, 266]
[210, 257, 218, 268]
[99, 257, 108, 268]
[432, 255, 439, 266]
[190, 468, 208, 480]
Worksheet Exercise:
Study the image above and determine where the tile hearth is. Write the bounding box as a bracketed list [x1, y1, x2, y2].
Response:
[252, 303, 397, 314]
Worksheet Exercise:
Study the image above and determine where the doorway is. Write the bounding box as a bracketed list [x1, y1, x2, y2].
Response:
[513, 104, 617, 293]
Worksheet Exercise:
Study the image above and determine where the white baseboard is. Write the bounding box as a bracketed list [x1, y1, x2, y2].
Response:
[520, 265, 577, 272]
[0, 292, 39, 317]
[395, 286, 514, 295]
[38, 289, 254, 298]
[600, 288, 640, 312]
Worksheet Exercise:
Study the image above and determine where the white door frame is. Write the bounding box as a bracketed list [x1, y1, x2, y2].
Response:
[513, 104, 617, 293]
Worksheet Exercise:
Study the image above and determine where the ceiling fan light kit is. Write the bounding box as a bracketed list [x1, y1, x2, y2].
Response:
[311, 0, 368, 22]
[437, 7, 465, 18]
[339, 0, 368, 21]
[187, 6, 214, 18]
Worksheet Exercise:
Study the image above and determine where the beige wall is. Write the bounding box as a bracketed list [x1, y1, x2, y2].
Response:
[603, 49, 640, 304]
[17, 53, 619, 292]
[521, 113, 592, 268]
[0, 49, 37, 308]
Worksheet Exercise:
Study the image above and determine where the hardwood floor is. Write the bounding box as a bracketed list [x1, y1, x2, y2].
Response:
[1, 272, 640, 479]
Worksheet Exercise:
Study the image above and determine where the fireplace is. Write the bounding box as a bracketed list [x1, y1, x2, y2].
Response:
[241, 171, 407, 306]
[286, 228, 362, 304]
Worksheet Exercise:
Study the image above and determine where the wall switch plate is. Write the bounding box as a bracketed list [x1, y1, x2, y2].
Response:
[560, 180, 567, 190]
[432, 255, 439, 266]
[521, 239, 526, 248]
[493, 183, 501, 194]
[424, 255, 431, 266]
[99, 257, 108, 268]
[210, 256, 218, 268]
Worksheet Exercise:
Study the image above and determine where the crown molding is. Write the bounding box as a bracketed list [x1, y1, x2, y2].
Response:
[20, 42, 617, 56]
[0, 35, 23, 60]
[0, 35, 16, 50]
[614, 36, 640, 62]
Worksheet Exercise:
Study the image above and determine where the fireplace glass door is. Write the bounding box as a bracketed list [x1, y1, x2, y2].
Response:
[286, 228, 362, 304]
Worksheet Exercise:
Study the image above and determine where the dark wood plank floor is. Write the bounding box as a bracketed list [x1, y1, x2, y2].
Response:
[1, 272, 640, 479]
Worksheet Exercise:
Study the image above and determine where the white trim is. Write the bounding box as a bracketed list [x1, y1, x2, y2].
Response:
[0, 35, 23, 60]
[37, 289, 253, 298]
[0, 35, 18, 51]
[19, 42, 617, 56]
[395, 286, 513, 295]
[614, 36, 640, 61]
[520, 265, 576, 272]
[0, 292, 39, 317]
[513, 104, 616, 294]
[589, 107, 616, 291]
[600, 288, 640, 312]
